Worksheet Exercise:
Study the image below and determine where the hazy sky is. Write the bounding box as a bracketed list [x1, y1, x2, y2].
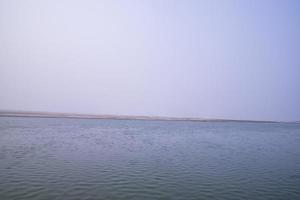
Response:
[0, 0, 299, 121]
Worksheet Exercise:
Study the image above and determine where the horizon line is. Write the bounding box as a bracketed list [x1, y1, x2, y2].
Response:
[0, 109, 289, 123]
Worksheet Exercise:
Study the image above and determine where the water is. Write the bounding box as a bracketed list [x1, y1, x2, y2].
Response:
[0, 117, 300, 200]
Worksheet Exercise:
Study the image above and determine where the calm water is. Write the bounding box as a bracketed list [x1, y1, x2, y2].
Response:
[0, 117, 300, 200]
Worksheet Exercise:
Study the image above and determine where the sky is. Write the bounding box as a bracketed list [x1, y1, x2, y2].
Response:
[0, 0, 299, 121]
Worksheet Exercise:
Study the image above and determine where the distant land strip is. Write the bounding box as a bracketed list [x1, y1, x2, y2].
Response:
[0, 110, 280, 123]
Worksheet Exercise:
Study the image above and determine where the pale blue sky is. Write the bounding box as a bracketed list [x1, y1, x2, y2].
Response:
[0, 0, 299, 121]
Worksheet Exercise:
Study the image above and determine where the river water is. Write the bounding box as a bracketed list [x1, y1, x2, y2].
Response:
[0, 117, 300, 200]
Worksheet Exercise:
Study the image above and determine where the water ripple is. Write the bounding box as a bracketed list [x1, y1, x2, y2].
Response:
[0, 117, 300, 200]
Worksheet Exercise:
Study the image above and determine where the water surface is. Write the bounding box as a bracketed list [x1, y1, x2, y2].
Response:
[0, 117, 300, 200]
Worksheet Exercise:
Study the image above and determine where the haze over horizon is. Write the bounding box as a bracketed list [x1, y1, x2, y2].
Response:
[1, 0, 300, 121]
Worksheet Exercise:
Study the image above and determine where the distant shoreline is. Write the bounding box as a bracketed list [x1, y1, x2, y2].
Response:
[0, 110, 281, 123]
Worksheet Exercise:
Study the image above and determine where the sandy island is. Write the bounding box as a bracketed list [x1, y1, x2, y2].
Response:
[0, 110, 279, 123]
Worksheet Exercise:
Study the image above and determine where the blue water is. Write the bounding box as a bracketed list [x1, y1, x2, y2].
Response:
[0, 117, 300, 200]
